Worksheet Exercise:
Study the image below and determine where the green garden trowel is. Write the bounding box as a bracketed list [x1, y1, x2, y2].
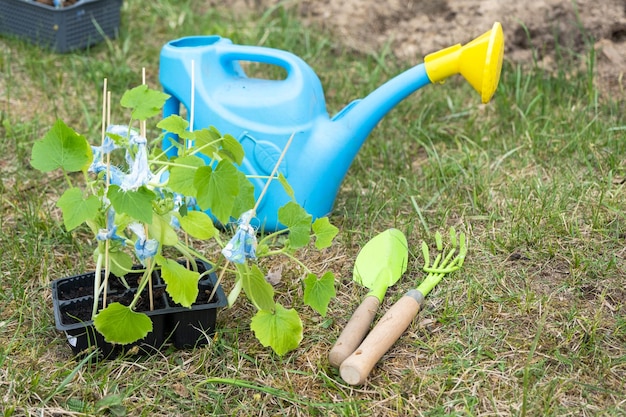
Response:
[328, 228, 408, 367]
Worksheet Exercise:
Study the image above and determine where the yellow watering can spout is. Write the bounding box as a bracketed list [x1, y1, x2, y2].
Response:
[424, 22, 504, 103]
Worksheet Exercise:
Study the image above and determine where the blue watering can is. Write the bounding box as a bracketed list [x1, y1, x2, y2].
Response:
[159, 23, 504, 231]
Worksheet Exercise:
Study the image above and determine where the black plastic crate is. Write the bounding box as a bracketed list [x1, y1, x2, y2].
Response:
[0, 0, 122, 53]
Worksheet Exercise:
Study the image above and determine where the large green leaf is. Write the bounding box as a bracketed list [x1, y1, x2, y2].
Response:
[303, 271, 336, 317]
[167, 155, 205, 196]
[218, 134, 245, 165]
[108, 185, 155, 224]
[94, 303, 153, 345]
[56, 187, 100, 231]
[178, 210, 216, 240]
[149, 213, 178, 246]
[312, 217, 338, 249]
[239, 264, 274, 311]
[157, 256, 200, 308]
[194, 161, 239, 224]
[250, 303, 303, 356]
[120, 85, 170, 120]
[278, 202, 312, 248]
[30, 119, 92, 173]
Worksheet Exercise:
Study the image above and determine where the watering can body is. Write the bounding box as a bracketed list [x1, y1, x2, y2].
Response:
[159, 25, 503, 230]
[159, 35, 357, 231]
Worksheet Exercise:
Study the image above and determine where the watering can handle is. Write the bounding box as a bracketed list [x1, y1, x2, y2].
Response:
[328, 295, 380, 368]
[339, 290, 423, 385]
[217, 44, 309, 85]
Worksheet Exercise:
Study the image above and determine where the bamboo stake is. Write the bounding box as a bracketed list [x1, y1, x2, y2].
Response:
[188, 60, 195, 151]
[102, 85, 112, 310]
[93, 79, 108, 318]
[184, 61, 195, 270]
[140, 67, 155, 312]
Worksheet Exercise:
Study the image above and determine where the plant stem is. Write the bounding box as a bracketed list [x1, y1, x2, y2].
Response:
[262, 249, 311, 275]
[60, 169, 74, 190]
[174, 242, 210, 272]
[102, 238, 110, 309]
[129, 262, 155, 311]
[144, 225, 154, 311]
[257, 230, 285, 246]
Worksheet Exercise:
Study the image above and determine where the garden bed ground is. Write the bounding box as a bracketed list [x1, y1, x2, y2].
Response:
[215, 0, 626, 97]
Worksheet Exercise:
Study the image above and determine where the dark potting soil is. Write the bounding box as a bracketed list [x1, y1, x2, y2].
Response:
[61, 288, 166, 325]
[59, 284, 92, 300]
[196, 288, 218, 304]
[108, 287, 166, 311]
[61, 299, 95, 323]
[57, 278, 131, 300]
[57, 271, 147, 300]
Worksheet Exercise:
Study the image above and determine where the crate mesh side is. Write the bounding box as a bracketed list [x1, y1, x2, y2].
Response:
[0, 0, 122, 52]
[0, 1, 62, 47]
[62, 0, 122, 51]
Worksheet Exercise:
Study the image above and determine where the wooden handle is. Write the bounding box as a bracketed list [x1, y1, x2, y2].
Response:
[339, 290, 423, 385]
[328, 295, 380, 368]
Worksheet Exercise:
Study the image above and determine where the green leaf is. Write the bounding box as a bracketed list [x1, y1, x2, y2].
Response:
[312, 217, 338, 249]
[303, 271, 336, 317]
[156, 114, 194, 140]
[149, 213, 178, 246]
[277, 172, 296, 201]
[108, 185, 155, 224]
[178, 210, 216, 239]
[218, 134, 245, 165]
[167, 155, 205, 196]
[106, 132, 128, 148]
[250, 303, 303, 356]
[94, 303, 153, 345]
[120, 85, 170, 120]
[278, 202, 312, 248]
[157, 256, 200, 307]
[231, 171, 256, 220]
[56, 187, 100, 231]
[108, 250, 134, 279]
[239, 264, 275, 311]
[30, 119, 92, 173]
[193, 127, 221, 159]
[194, 161, 239, 224]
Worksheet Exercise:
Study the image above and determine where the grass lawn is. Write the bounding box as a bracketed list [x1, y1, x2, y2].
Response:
[1, 1, 625, 416]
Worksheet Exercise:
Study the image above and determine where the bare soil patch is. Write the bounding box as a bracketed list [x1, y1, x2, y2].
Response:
[216, 0, 626, 97]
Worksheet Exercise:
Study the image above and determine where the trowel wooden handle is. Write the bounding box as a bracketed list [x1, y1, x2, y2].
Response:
[329, 295, 380, 368]
[339, 290, 424, 385]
